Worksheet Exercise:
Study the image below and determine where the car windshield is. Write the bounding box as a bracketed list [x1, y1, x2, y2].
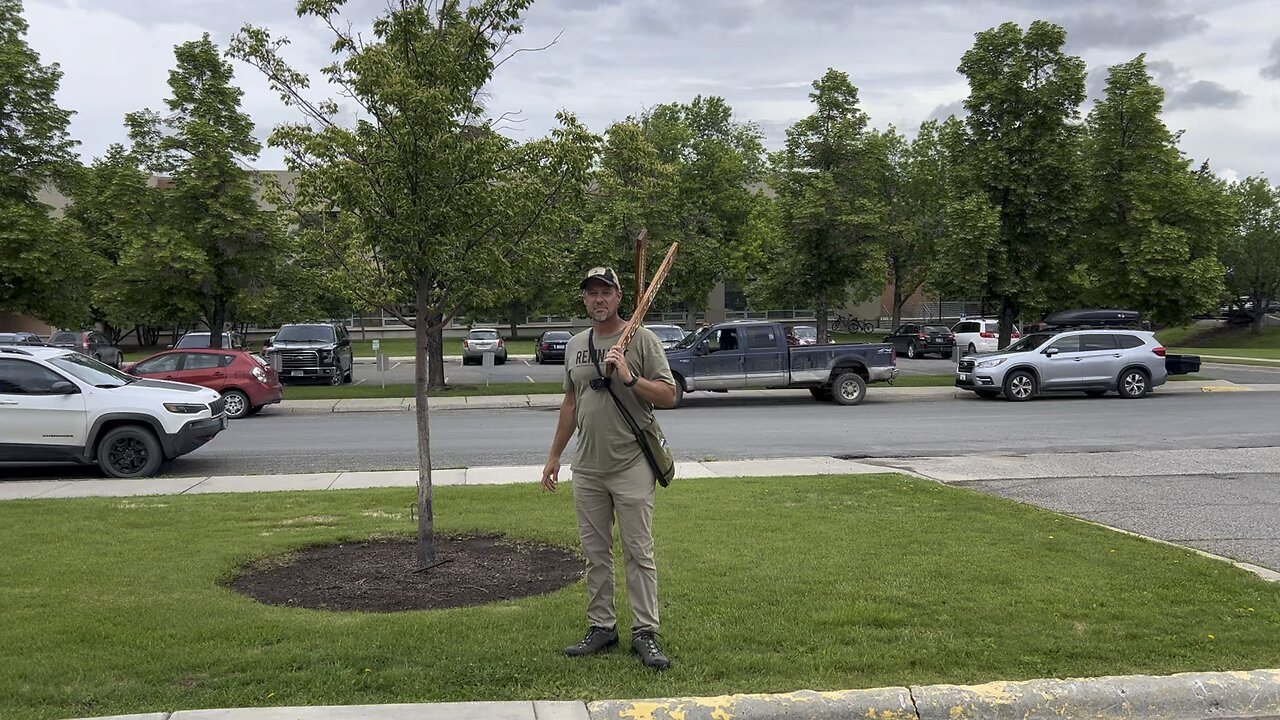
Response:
[543, 332, 571, 341]
[794, 327, 816, 339]
[469, 330, 499, 340]
[1002, 333, 1055, 353]
[275, 325, 335, 343]
[924, 326, 950, 333]
[649, 326, 685, 341]
[48, 352, 136, 388]
[674, 325, 715, 350]
[176, 333, 232, 348]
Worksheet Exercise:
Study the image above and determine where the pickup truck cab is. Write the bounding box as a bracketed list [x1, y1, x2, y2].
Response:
[663, 321, 898, 406]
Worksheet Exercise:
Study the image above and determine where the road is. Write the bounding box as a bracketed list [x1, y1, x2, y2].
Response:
[346, 356, 1280, 386]
[6, 389, 1278, 480]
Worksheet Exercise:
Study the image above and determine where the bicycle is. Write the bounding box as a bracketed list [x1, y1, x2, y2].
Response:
[830, 313, 876, 334]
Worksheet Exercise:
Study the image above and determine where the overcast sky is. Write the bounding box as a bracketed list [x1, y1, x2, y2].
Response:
[22, 0, 1280, 182]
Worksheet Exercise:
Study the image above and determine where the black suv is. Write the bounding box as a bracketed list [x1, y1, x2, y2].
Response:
[264, 323, 354, 385]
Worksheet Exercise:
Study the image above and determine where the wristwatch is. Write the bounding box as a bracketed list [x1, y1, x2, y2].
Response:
[623, 374, 640, 388]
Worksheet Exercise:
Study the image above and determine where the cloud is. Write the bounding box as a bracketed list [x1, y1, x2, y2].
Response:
[927, 99, 966, 122]
[1165, 80, 1247, 110]
[1058, 11, 1208, 50]
[1263, 38, 1280, 80]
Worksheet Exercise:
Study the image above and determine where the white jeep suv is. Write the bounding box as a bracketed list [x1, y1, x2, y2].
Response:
[0, 346, 228, 478]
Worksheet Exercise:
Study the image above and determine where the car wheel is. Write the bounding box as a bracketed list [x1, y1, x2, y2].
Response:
[343, 369, 354, 384]
[1003, 370, 1037, 402]
[92, 352, 102, 363]
[1085, 390, 1107, 398]
[329, 367, 342, 386]
[809, 386, 834, 402]
[222, 389, 250, 419]
[967, 343, 976, 355]
[831, 372, 867, 406]
[114, 352, 124, 368]
[97, 426, 163, 478]
[975, 389, 1000, 399]
[1117, 369, 1149, 399]
[906, 342, 916, 359]
[671, 380, 684, 408]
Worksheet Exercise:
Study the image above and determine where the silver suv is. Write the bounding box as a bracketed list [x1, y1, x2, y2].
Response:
[955, 329, 1169, 401]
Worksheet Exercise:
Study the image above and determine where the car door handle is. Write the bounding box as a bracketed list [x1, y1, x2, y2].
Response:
[1073, 358, 1082, 362]
[1113, 354, 1122, 357]
[0, 400, 18, 405]
[212, 372, 225, 377]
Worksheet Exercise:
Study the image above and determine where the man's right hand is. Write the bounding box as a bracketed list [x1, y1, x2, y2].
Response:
[541, 457, 560, 492]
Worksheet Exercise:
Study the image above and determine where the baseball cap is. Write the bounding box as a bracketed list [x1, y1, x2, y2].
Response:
[580, 266, 620, 289]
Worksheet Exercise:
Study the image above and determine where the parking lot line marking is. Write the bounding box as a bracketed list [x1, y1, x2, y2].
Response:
[391, 362, 402, 370]
[526, 376, 535, 383]
[522, 359, 531, 367]
[355, 378, 367, 386]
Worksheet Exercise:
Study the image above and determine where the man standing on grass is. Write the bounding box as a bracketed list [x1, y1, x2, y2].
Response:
[541, 266, 677, 670]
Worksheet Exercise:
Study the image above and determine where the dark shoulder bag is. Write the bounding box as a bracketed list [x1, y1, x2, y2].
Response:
[589, 330, 675, 487]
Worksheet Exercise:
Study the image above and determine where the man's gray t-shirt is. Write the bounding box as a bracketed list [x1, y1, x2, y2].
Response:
[563, 326, 675, 475]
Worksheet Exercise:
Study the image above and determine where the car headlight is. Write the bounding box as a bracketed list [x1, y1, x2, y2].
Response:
[252, 366, 268, 383]
[319, 349, 334, 362]
[164, 403, 206, 414]
[976, 358, 1007, 369]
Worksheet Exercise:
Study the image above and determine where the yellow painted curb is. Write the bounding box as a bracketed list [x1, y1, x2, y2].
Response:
[1201, 386, 1254, 392]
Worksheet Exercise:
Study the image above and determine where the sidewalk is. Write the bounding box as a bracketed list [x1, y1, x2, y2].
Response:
[269, 380, 1279, 415]
[70, 668, 1280, 719]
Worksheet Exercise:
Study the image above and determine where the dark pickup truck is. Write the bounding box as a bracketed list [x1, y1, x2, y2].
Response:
[663, 321, 898, 406]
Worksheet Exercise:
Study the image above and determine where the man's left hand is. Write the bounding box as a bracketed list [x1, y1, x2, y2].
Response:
[605, 346, 633, 384]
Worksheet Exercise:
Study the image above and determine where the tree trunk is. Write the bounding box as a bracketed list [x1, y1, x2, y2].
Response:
[816, 290, 830, 344]
[414, 272, 437, 568]
[1252, 310, 1265, 336]
[685, 304, 697, 332]
[998, 295, 1018, 350]
[209, 299, 227, 349]
[892, 288, 905, 331]
[427, 320, 446, 390]
[508, 306, 520, 342]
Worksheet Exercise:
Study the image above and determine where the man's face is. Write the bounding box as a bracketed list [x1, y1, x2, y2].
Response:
[583, 280, 622, 321]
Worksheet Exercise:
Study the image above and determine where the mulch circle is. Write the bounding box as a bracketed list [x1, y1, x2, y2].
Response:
[228, 535, 582, 612]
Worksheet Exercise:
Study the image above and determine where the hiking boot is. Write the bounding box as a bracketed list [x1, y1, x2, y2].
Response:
[564, 626, 618, 657]
[631, 630, 672, 670]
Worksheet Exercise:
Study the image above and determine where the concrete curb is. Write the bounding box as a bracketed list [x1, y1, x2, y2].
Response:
[265, 382, 1274, 416]
[588, 668, 1280, 720]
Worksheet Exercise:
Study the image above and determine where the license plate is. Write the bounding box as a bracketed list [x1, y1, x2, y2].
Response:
[957, 373, 969, 381]
[291, 370, 303, 376]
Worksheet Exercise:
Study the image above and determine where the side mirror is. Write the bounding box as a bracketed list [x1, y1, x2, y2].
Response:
[1044, 347, 1060, 357]
[51, 381, 79, 395]
[166, 344, 174, 350]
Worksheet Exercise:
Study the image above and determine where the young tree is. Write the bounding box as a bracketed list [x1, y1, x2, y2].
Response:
[1077, 55, 1232, 326]
[1224, 177, 1280, 335]
[0, 0, 80, 323]
[764, 69, 888, 342]
[231, 0, 596, 566]
[954, 21, 1087, 346]
[127, 35, 283, 349]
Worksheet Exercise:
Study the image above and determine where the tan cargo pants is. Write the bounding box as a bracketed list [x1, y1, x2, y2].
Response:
[572, 458, 659, 633]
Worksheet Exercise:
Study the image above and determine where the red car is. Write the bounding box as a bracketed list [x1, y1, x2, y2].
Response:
[123, 348, 283, 419]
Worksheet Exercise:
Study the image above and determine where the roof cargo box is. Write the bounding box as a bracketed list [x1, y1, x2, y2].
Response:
[1040, 309, 1141, 328]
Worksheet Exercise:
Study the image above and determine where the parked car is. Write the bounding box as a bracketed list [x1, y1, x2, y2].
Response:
[0, 332, 47, 346]
[951, 319, 1020, 356]
[262, 323, 354, 385]
[954, 328, 1196, 401]
[462, 328, 507, 365]
[664, 321, 898, 407]
[882, 324, 955, 359]
[171, 331, 244, 350]
[645, 324, 689, 350]
[534, 330, 572, 364]
[123, 348, 282, 419]
[0, 346, 228, 477]
[48, 330, 124, 368]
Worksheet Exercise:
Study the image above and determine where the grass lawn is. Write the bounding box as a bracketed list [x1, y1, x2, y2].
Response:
[889, 374, 954, 387]
[283, 382, 563, 400]
[3, 476, 1279, 720]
